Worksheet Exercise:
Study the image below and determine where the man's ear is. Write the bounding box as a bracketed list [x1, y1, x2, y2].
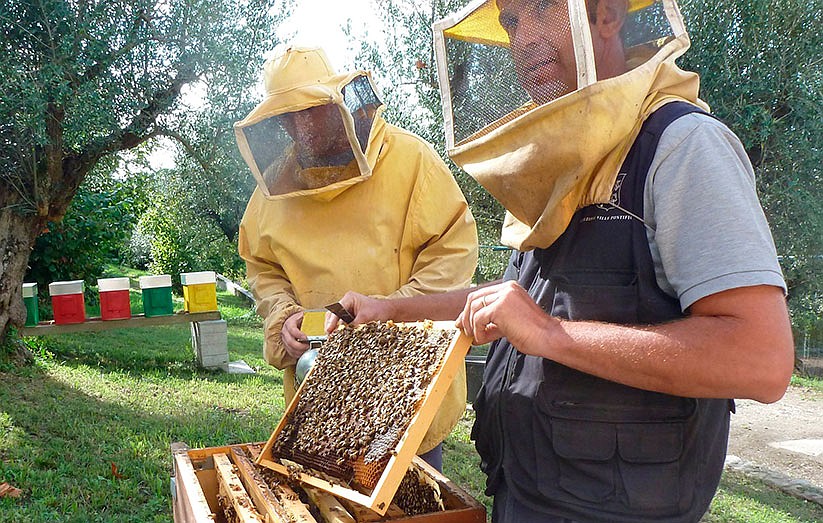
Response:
[592, 0, 627, 40]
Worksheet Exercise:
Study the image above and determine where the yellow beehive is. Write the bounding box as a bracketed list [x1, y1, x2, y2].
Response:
[180, 271, 218, 313]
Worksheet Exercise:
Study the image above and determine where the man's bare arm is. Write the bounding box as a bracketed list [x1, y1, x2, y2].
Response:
[325, 281, 500, 331]
[459, 282, 794, 403]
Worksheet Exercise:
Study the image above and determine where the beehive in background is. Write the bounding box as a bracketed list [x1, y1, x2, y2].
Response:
[48, 280, 86, 325]
[180, 271, 218, 313]
[22, 283, 39, 326]
[98, 277, 132, 320]
[139, 275, 174, 317]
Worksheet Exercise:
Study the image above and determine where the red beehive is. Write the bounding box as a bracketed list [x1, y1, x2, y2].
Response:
[48, 280, 86, 325]
[98, 277, 131, 320]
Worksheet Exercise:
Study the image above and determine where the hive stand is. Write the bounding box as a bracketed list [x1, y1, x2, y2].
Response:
[190, 319, 229, 370]
[21, 311, 247, 372]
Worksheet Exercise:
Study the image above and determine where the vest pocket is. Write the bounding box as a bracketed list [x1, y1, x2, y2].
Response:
[551, 418, 617, 502]
[536, 400, 690, 515]
[617, 423, 682, 511]
[550, 274, 639, 323]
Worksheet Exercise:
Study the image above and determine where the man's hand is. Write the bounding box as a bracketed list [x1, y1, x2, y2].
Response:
[457, 280, 557, 347]
[281, 311, 310, 359]
[324, 291, 394, 332]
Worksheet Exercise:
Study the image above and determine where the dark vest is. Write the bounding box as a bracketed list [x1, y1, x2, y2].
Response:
[472, 102, 732, 523]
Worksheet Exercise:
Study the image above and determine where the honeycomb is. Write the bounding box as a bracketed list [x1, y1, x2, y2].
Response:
[393, 464, 444, 516]
[271, 320, 454, 488]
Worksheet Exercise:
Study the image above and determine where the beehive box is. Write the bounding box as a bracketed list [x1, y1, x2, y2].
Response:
[139, 274, 174, 317]
[181, 271, 218, 313]
[98, 277, 132, 320]
[22, 282, 39, 326]
[48, 280, 86, 325]
[256, 320, 472, 515]
[171, 442, 486, 523]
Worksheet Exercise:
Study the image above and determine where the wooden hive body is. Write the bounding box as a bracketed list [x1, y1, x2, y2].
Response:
[171, 442, 486, 523]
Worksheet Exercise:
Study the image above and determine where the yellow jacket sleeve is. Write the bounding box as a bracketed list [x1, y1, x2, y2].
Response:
[238, 200, 303, 370]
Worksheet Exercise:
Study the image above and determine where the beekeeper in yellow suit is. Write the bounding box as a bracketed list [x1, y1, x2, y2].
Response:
[235, 46, 478, 470]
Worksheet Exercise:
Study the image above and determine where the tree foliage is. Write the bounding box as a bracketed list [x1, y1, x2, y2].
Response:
[131, 170, 247, 286]
[679, 0, 823, 328]
[0, 0, 288, 346]
[26, 162, 147, 295]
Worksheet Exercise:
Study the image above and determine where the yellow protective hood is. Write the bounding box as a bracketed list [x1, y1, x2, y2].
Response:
[234, 47, 385, 201]
[450, 34, 708, 251]
[444, 0, 655, 47]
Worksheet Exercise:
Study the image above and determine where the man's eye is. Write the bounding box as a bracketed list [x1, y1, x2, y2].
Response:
[536, 0, 557, 14]
[499, 13, 517, 35]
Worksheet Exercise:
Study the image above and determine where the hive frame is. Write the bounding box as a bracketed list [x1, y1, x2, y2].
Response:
[256, 321, 471, 515]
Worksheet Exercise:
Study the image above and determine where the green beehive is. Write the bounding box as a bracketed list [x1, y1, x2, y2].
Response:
[22, 283, 39, 326]
[139, 275, 174, 317]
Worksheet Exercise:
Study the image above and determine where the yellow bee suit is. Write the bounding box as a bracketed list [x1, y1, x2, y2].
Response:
[238, 114, 478, 453]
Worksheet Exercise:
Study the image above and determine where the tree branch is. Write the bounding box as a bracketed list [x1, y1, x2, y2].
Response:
[89, 62, 200, 158]
[43, 102, 65, 217]
[155, 128, 214, 175]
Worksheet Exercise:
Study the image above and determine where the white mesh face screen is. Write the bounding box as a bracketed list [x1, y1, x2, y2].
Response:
[499, 0, 578, 105]
[446, 39, 529, 145]
[241, 75, 381, 197]
[241, 113, 293, 193]
[436, 0, 678, 147]
[283, 104, 354, 169]
[440, 0, 576, 146]
[342, 75, 382, 154]
[619, 1, 677, 68]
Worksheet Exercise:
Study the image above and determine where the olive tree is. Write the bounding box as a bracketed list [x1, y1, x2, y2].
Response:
[680, 0, 823, 330]
[0, 0, 288, 358]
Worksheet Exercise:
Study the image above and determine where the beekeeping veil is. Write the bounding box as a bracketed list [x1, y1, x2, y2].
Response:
[235, 47, 384, 200]
[433, 0, 707, 250]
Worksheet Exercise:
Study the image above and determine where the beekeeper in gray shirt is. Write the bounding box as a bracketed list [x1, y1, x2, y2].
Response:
[328, 1, 794, 521]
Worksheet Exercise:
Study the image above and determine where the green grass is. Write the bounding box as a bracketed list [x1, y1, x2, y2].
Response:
[2, 289, 822, 522]
[705, 470, 823, 522]
[1, 290, 284, 522]
[791, 374, 823, 392]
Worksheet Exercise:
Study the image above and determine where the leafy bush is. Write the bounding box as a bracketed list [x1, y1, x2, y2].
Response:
[25, 183, 138, 299]
[134, 187, 245, 289]
[123, 227, 153, 270]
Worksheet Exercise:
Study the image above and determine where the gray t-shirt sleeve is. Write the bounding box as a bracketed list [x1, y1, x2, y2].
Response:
[643, 113, 786, 311]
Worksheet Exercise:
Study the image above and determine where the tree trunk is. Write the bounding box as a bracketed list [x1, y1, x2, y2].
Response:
[0, 184, 45, 364]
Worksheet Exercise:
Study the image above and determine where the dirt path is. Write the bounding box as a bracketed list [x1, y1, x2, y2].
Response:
[727, 384, 823, 489]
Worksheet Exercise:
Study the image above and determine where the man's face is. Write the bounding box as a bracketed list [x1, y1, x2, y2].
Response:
[497, 0, 577, 105]
[281, 104, 351, 164]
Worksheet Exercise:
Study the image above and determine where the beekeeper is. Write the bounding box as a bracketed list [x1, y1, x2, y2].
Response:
[235, 46, 478, 470]
[327, 0, 794, 520]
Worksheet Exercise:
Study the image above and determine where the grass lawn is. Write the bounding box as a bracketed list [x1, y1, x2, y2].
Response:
[1, 288, 822, 522]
